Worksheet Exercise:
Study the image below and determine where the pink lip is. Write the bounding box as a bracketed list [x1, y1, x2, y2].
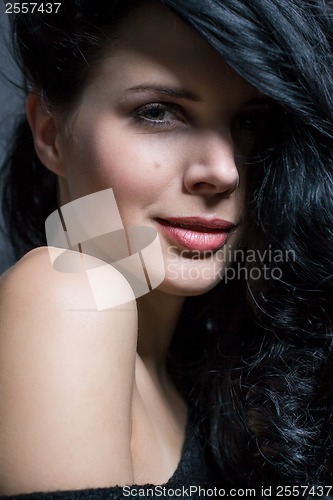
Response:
[156, 217, 236, 251]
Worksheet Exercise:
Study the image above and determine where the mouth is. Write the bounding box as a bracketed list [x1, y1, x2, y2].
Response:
[155, 217, 236, 252]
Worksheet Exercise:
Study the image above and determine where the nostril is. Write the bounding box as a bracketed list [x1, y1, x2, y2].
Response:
[193, 182, 210, 189]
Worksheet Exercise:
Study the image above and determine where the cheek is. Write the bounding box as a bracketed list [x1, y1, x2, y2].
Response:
[64, 120, 176, 204]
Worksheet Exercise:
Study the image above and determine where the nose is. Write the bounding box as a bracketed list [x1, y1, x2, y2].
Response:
[183, 131, 239, 197]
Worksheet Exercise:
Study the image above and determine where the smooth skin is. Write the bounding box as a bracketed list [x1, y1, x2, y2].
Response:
[0, 2, 270, 494]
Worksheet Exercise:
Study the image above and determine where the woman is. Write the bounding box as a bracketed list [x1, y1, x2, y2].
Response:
[1, 0, 332, 498]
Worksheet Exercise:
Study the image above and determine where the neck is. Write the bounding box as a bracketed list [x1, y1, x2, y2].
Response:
[136, 290, 185, 379]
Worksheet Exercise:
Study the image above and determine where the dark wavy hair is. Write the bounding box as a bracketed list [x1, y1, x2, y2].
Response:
[1, 0, 333, 496]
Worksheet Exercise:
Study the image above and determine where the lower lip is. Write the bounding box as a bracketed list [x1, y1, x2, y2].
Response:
[156, 220, 232, 252]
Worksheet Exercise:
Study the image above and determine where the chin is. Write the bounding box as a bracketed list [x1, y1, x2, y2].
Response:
[158, 253, 228, 295]
[157, 273, 223, 297]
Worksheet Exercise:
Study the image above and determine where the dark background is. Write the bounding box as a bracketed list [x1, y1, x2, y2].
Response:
[0, 0, 24, 273]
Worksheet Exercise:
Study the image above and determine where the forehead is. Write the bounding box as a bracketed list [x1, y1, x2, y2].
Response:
[86, 2, 261, 104]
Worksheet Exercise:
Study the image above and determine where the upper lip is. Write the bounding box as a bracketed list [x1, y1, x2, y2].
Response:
[156, 217, 236, 231]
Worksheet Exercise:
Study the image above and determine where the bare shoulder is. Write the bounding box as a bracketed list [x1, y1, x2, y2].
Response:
[1, 247, 87, 308]
[0, 246, 138, 329]
[0, 247, 137, 494]
[0, 246, 137, 310]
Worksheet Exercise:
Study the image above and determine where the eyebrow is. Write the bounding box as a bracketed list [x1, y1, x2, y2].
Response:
[125, 85, 201, 101]
[124, 85, 273, 110]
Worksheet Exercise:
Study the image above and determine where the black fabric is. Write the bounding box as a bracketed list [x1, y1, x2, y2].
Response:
[0, 420, 214, 499]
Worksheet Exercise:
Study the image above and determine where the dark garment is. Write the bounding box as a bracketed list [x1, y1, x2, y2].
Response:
[0, 420, 214, 499]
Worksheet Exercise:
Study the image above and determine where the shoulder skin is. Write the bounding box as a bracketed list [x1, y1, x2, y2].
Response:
[0, 247, 138, 495]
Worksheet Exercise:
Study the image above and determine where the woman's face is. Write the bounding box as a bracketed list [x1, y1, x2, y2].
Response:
[56, 2, 268, 296]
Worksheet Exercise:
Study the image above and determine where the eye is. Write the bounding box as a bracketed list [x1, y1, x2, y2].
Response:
[232, 111, 271, 133]
[131, 103, 186, 129]
[231, 110, 275, 159]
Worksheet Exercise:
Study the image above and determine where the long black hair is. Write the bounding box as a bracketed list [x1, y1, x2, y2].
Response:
[166, 0, 333, 493]
[1, 0, 333, 496]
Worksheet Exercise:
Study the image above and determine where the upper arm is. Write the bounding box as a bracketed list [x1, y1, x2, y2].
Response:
[0, 248, 138, 495]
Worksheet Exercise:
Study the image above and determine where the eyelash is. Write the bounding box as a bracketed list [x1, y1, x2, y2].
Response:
[131, 102, 274, 136]
[232, 111, 272, 134]
[231, 110, 279, 159]
[131, 103, 186, 129]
